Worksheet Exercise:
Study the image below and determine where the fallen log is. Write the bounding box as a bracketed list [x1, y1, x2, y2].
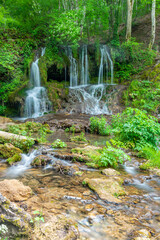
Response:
[0, 131, 37, 143]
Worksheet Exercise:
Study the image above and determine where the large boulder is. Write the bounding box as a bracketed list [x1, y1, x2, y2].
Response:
[0, 180, 32, 202]
[84, 178, 126, 203]
[0, 193, 31, 239]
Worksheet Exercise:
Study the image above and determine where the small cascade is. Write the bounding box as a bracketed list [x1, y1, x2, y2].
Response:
[98, 45, 113, 85]
[24, 49, 52, 118]
[68, 85, 110, 115]
[67, 47, 78, 87]
[6, 150, 37, 177]
[80, 45, 89, 86]
[66, 45, 113, 115]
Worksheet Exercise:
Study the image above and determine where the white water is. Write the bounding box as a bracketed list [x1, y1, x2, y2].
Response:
[24, 48, 52, 118]
[6, 150, 37, 177]
[69, 84, 110, 115]
[80, 45, 89, 86]
[98, 45, 113, 85]
[67, 47, 78, 87]
[67, 45, 113, 115]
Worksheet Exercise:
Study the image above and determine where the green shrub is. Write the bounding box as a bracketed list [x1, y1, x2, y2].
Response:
[87, 147, 130, 168]
[123, 80, 160, 113]
[52, 139, 67, 148]
[90, 116, 111, 136]
[112, 108, 160, 151]
[138, 146, 160, 169]
[70, 132, 88, 143]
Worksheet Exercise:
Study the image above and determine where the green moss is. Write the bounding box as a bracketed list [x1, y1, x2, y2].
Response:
[0, 143, 22, 159]
[7, 153, 21, 165]
[45, 81, 68, 111]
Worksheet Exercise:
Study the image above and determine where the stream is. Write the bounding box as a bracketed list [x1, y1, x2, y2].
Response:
[0, 130, 160, 240]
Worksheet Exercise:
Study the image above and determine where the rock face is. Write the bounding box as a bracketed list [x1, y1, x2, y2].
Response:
[0, 180, 32, 202]
[31, 215, 80, 240]
[0, 193, 31, 239]
[0, 117, 15, 130]
[31, 155, 52, 166]
[0, 143, 22, 159]
[84, 178, 126, 203]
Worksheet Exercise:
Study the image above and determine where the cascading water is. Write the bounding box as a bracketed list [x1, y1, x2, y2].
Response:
[69, 84, 110, 115]
[68, 45, 113, 115]
[98, 45, 113, 85]
[80, 45, 89, 86]
[67, 47, 78, 87]
[24, 48, 52, 118]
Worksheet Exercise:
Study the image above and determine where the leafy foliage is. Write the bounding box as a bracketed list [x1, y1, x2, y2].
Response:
[123, 80, 160, 113]
[70, 132, 88, 143]
[52, 139, 67, 148]
[87, 147, 130, 168]
[139, 146, 160, 169]
[112, 108, 160, 151]
[90, 116, 110, 136]
[113, 40, 156, 82]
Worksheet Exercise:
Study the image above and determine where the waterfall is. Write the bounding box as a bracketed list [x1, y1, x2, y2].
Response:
[98, 45, 113, 85]
[66, 45, 113, 115]
[24, 49, 52, 118]
[80, 45, 89, 86]
[67, 47, 78, 87]
[68, 84, 110, 115]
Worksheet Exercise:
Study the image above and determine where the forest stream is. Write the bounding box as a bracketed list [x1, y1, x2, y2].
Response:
[0, 115, 159, 240]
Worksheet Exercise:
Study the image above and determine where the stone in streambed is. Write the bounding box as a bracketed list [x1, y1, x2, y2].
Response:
[31, 215, 80, 240]
[31, 155, 52, 166]
[0, 179, 32, 202]
[102, 168, 120, 176]
[84, 178, 126, 203]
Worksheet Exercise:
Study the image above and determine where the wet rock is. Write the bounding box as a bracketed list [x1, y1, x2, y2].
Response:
[0, 193, 31, 239]
[0, 143, 22, 159]
[84, 178, 126, 203]
[31, 215, 80, 240]
[0, 179, 32, 202]
[151, 168, 160, 176]
[53, 162, 79, 176]
[83, 190, 91, 196]
[31, 155, 52, 166]
[43, 117, 90, 133]
[102, 168, 120, 176]
[84, 204, 94, 212]
[134, 229, 152, 239]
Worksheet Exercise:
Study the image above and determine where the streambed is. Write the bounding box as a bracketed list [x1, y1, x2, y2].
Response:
[0, 129, 160, 240]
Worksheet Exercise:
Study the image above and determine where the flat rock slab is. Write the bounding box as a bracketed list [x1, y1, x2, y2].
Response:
[0, 179, 32, 202]
[102, 168, 121, 176]
[31, 215, 80, 240]
[84, 178, 126, 203]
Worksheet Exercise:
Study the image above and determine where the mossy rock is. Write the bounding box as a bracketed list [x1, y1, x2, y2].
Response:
[7, 153, 21, 165]
[84, 177, 126, 203]
[31, 155, 51, 167]
[0, 193, 32, 239]
[71, 145, 101, 163]
[0, 143, 22, 159]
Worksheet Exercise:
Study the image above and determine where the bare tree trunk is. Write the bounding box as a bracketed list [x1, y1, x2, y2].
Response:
[149, 0, 156, 49]
[126, 0, 135, 41]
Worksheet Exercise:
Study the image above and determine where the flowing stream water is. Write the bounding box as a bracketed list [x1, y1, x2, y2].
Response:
[24, 48, 52, 118]
[1, 130, 160, 240]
